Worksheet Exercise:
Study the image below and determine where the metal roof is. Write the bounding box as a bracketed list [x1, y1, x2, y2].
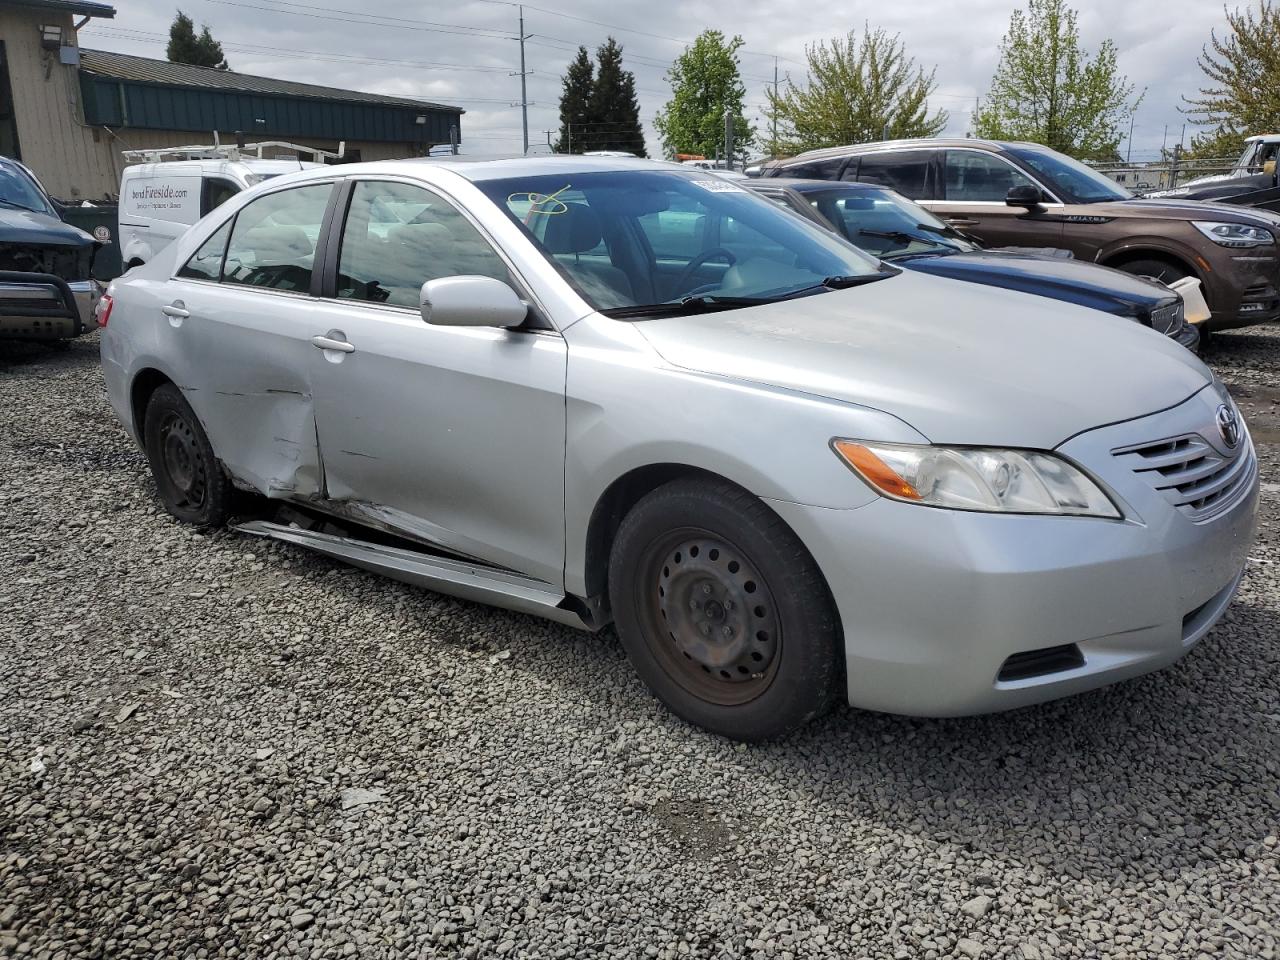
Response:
[78, 49, 460, 113]
[0, 0, 115, 17]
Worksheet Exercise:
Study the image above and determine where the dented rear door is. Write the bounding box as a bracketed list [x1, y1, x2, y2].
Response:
[171, 181, 336, 498]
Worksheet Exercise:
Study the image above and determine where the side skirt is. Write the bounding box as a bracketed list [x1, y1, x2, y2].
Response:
[232, 520, 598, 631]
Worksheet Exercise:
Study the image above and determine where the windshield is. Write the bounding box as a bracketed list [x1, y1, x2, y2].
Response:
[0, 163, 54, 215]
[475, 170, 884, 313]
[802, 186, 977, 258]
[1006, 147, 1131, 203]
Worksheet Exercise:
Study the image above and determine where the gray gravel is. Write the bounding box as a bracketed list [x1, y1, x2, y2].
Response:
[3, 330, 1280, 960]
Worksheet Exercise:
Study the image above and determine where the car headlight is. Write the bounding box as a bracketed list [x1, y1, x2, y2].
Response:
[1192, 221, 1276, 248]
[832, 440, 1121, 518]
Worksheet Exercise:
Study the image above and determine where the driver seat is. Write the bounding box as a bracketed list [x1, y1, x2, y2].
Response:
[542, 203, 634, 308]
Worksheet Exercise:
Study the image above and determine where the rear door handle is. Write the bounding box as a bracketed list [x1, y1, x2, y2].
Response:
[162, 303, 190, 318]
[311, 335, 355, 353]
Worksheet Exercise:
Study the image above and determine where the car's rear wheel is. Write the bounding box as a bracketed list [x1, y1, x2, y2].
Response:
[142, 383, 233, 527]
[608, 476, 842, 741]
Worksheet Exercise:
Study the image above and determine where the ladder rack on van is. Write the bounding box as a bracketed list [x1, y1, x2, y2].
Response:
[121, 139, 346, 164]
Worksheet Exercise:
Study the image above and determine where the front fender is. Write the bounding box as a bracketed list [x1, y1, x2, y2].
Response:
[561, 317, 927, 596]
[1093, 235, 1206, 280]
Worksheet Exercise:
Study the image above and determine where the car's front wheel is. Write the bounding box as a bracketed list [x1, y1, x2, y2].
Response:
[142, 383, 234, 527]
[608, 476, 842, 741]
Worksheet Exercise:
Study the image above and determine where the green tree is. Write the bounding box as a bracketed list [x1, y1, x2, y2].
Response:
[764, 28, 946, 155]
[166, 10, 228, 70]
[974, 0, 1137, 160]
[1183, 1, 1280, 159]
[589, 38, 647, 156]
[555, 46, 594, 153]
[654, 30, 753, 160]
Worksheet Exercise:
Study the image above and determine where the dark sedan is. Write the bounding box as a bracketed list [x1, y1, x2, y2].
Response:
[747, 177, 1200, 350]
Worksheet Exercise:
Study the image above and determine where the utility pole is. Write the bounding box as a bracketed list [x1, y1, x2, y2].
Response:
[1126, 113, 1134, 164]
[449, 124, 459, 155]
[545, 129, 553, 151]
[513, 4, 530, 155]
[771, 57, 778, 153]
[724, 109, 735, 171]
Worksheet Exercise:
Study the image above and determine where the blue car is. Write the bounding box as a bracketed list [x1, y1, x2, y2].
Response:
[746, 177, 1200, 351]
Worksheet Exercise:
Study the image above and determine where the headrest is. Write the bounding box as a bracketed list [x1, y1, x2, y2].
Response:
[542, 203, 603, 254]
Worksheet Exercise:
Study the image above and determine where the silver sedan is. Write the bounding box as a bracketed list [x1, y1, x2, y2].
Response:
[98, 157, 1258, 740]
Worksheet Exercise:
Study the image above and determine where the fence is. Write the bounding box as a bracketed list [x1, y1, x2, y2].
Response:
[1090, 157, 1241, 192]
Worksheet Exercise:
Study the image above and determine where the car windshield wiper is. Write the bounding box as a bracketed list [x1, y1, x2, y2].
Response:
[857, 227, 956, 248]
[771, 272, 896, 300]
[600, 295, 773, 319]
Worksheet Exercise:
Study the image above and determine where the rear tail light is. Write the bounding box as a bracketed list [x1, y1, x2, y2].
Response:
[96, 293, 113, 328]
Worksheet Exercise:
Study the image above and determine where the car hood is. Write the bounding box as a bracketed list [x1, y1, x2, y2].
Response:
[632, 270, 1212, 449]
[898, 251, 1170, 318]
[1088, 196, 1280, 227]
[0, 207, 95, 247]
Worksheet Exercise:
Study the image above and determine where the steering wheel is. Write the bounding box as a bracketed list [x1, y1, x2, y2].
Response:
[671, 247, 738, 298]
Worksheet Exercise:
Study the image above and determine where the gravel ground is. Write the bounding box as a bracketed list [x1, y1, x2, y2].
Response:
[2, 330, 1279, 960]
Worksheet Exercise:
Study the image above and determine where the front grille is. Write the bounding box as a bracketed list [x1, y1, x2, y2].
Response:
[1113, 433, 1255, 521]
[1148, 300, 1184, 336]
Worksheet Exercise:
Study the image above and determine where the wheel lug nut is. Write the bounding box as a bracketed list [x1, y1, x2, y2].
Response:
[689, 599, 699, 610]
[723, 600, 733, 611]
[702, 584, 712, 595]
[700, 623, 710, 635]
[722, 626, 733, 638]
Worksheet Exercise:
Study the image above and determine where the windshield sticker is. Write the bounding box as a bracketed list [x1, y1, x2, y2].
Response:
[691, 178, 745, 193]
[509, 183, 572, 216]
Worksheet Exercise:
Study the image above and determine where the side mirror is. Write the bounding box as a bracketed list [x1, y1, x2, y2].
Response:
[419, 275, 528, 328]
[1005, 184, 1045, 209]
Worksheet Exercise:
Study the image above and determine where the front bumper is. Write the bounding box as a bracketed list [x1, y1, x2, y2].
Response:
[0, 273, 101, 340]
[770, 388, 1259, 717]
[1203, 252, 1280, 330]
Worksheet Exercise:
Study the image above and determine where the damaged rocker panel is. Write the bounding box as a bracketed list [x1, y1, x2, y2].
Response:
[232, 520, 598, 631]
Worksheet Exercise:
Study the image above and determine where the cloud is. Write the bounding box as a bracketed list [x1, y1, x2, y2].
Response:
[84, 0, 1235, 159]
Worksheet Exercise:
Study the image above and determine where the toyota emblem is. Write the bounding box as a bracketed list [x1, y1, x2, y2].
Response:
[1216, 403, 1241, 449]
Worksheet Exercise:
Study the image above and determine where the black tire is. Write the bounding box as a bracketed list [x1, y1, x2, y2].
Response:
[142, 383, 234, 527]
[608, 476, 842, 741]
[1113, 257, 1190, 286]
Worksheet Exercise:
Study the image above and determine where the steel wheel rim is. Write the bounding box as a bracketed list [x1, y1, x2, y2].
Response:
[637, 527, 781, 706]
[158, 412, 207, 510]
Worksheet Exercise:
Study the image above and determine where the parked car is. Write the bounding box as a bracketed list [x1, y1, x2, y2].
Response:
[119, 143, 326, 268]
[0, 155, 101, 344]
[99, 158, 1257, 740]
[747, 177, 1201, 350]
[761, 139, 1280, 331]
[1145, 134, 1280, 214]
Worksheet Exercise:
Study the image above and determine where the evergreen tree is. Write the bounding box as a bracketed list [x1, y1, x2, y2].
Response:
[655, 31, 752, 160]
[974, 0, 1137, 160]
[589, 38, 646, 156]
[555, 46, 594, 154]
[765, 28, 946, 155]
[167, 11, 229, 70]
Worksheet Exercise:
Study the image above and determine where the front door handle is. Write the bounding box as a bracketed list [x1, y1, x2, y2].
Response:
[311, 335, 355, 353]
[162, 302, 190, 318]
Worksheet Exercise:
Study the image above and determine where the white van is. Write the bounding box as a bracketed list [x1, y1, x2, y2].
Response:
[118, 143, 334, 267]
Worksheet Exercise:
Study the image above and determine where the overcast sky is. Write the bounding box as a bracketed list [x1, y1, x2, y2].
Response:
[83, 0, 1237, 161]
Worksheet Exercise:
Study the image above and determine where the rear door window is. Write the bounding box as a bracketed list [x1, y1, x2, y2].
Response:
[781, 156, 847, 180]
[222, 183, 332, 293]
[202, 177, 240, 216]
[176, 220, 232, 281]
[854, 151, 934, 199]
